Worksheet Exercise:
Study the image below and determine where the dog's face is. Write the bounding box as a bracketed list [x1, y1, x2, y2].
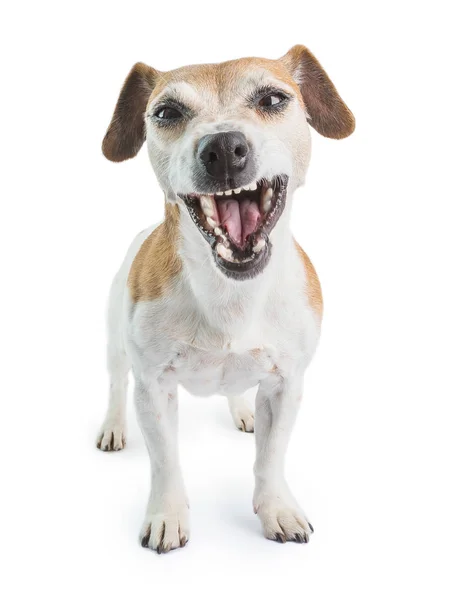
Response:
[103, 46, 354, 280]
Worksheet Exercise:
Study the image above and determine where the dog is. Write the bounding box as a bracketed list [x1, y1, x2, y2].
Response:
[96, 45, 354, 553]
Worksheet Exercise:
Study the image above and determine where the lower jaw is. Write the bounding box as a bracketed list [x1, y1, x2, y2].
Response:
[212, 234, 272, 281]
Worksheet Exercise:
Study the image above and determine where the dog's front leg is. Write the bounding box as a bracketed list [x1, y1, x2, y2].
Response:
[253, 372, 313, 543]
[134, 372, 189, 553]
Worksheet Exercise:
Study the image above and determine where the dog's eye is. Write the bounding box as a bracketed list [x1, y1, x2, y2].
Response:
[154, 106, 182, 120]
[258, 93, 287, 108]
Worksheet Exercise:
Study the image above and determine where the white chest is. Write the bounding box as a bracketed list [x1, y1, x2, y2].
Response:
[127, 265, 320, 396]
[173, 343, 278, 397]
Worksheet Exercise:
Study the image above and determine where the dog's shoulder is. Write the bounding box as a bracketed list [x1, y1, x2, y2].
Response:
[128, 204, 182, 303]
[294, 240, 323, 320]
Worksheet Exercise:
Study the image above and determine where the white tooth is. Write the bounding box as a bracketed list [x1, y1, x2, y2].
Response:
[200, 195, 215, 217]
[233, 188, 241, 194]
[261, 187, 273, 213]
[206, 217, 217, 229]
[217, 243, 233, 260]
[253, 238, 266, 253]
[224, 189, 232, 196]
[214, 227, 222, 236]
[249, 182, 257, 191]
[217, 191, 224, 196]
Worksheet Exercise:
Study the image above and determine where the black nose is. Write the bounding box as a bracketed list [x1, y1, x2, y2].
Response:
[198, 131, 252, 183]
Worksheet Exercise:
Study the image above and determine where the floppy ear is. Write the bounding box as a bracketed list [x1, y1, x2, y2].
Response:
[102, 62, 159, 162]
[281, 45, 355, 139]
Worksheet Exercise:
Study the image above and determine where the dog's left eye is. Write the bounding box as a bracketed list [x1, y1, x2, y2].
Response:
[258, 93, 287, 108]
[154, 106, 182, 120]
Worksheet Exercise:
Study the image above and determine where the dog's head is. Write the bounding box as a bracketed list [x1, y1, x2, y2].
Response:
[103, 46, 354, 280]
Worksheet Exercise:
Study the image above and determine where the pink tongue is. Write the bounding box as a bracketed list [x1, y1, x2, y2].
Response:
[217, 198, 261, 247]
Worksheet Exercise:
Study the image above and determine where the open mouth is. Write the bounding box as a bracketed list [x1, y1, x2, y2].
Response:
[179, 175, 288, 280]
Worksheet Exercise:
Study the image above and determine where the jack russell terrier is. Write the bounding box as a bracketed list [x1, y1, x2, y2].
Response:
[96, 45, 354, 553]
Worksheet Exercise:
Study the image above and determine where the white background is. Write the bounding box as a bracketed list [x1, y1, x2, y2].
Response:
[2, 1, 467, 598]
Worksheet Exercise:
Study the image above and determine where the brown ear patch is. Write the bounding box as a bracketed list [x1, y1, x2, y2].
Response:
[282, 45, 355, 139]
[102, 62, 159, 162]
[295, 240, 323, 319]
[128, 204, 182, 302]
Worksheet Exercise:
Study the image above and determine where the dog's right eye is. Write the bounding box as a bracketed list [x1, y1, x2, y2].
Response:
[154, 106, 182, 120]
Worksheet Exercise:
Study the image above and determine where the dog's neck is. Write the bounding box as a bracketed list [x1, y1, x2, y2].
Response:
[172, 196, 296, 337]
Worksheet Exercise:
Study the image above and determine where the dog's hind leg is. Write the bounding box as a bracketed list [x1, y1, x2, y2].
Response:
[96, 271, 131, 451]
[227, 395, 255, 433]
[96, 347, 130, 451]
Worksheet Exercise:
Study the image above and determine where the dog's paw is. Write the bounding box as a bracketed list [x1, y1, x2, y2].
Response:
[228, 396, 255, 432]
[234, 408, 255, 433]
[140, 507, 190, 554]
[96, 422, 126, 451]
[254, 498, 313, 543]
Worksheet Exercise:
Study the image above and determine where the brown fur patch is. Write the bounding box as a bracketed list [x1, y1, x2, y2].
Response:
[148, 57, 303, 105]
[281, 45, 355, 139]
[128, 204, 182, 302]
[102, 62, 159, 162]
[295, 241, 323, 319]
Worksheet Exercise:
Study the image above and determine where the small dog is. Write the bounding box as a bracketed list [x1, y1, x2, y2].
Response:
[97, 45, 354, 553]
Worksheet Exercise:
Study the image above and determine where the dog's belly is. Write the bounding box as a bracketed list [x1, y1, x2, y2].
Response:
[174, 345, 277, 397]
